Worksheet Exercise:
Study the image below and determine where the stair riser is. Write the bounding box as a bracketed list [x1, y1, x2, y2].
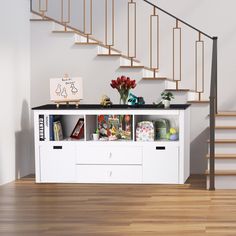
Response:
[215, 129, 236, 139]
[209, 144, 236, 154]
[215, 117, 236, 126]
[208, 159, 236, 170]
[207, 176, 236, 189]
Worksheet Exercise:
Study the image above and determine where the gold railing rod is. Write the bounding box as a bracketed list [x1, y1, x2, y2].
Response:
[61, 0, 71, 31]
[150, 6, 159, 73]
[195, 32, 205, 97]
[39, 0, 48, 18]
[105, 0, 115, 54]
[173, 19, 182, 90]
[83, 0, 93, 41]
[128, 0, 137, 65]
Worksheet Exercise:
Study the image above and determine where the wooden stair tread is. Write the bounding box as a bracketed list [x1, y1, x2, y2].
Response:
[75, 42, 99, 45]
[207, 139, 236, 143]
[215, 126, 236, 129]
[142, 77, 167, 81]
[143, 66, 158, 72]
[165, 89, 190, 92]
[216, 112, 236, 117]
[205, 170, 236, 176]
[206, 154, 236, 159]
[30, 19, 52, 22]
[101, 46, 122, 54]
[120, 66, 144, 69]
[52, 30, 76, 33]
[187, 100, 209, 104]
[97, 54, 122, 56]
[98, 53, 141, 63]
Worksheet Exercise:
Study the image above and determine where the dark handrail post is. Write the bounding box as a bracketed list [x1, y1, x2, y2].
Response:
[30, 0, 33, 12]
[209, 37, 217, 191]
[215, 38, 218, 115]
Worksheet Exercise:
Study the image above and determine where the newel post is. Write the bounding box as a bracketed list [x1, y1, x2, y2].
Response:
[209, 37, 217, 191]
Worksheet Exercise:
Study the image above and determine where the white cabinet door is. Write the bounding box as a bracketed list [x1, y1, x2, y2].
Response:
[39, 143, 76, 183]
[143, 144, 179, 184]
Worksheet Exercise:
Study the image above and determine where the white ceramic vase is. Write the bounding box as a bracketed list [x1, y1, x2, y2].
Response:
[163, 100, 170, 109]
[92, 133, 99, 141]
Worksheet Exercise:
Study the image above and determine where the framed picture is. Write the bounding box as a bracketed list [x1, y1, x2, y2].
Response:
[70, 118, 84, 139]
[50, 76, 83, 103]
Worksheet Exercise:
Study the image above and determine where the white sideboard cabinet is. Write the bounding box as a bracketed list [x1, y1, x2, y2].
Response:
[33, 104, 190, 184]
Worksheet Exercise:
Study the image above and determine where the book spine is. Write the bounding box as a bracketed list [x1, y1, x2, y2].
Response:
[44, 115, 50, 141]
[49, 115, 54, 141]
[39, 115, 45, 141]
[54, 122, 59, 141]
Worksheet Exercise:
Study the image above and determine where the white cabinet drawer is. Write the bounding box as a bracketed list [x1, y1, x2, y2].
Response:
[76, 165, 142, 183]
[76, 146, 142, 165]
[39, 143, 76, 183]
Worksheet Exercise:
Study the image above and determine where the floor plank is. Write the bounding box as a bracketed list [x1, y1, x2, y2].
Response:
[1, 175, 236, 235]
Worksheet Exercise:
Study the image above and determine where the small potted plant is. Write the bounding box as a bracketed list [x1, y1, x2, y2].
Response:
[161, 91, 174, 108]
[92, 128, 100, 141]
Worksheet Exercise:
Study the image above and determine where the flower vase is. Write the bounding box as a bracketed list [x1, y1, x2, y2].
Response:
[119, 91, 129, 105]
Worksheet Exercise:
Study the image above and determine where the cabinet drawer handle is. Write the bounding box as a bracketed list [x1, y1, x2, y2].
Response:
[109, 152, 112, 159]
[53, 146, 63, 150]
[156, 146, 165, 150]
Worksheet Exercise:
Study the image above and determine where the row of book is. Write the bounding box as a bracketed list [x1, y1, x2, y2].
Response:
[38, 115, 84, 141]
[39, 115, 63, 141]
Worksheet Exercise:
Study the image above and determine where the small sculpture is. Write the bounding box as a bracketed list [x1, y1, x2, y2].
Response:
[100, 95, 113, 106]
[127, 93, 145, 106]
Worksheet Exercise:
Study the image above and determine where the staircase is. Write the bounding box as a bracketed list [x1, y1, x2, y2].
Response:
[30, 0, 220, 189]
[206, 112, 236, 189]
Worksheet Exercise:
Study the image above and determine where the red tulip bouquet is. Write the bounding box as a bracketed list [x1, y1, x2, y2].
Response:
[110, 76, 136, 104]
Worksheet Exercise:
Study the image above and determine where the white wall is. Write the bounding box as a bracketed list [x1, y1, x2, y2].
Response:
[0, 0, 31, 185]
[30, 0, 236, 174]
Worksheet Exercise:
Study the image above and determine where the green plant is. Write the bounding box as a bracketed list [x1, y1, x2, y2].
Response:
[161, 91, 174, 101]
[95, 128, 99, 134]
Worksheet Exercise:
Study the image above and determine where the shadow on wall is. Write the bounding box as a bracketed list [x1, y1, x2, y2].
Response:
[190, 128, 209, 174]
[15, 100, 32, 179]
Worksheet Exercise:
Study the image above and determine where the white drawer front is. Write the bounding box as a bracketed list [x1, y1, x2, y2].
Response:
[76, 165, 142, 183]
[76, 146, 142, 165]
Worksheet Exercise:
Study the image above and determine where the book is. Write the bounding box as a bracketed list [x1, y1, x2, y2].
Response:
[49, 115, 54, 141]
[53, 121, 64, 141]
[39, 115, 45, 141]
[49, 115, 63, 141]
[44, 115, 50, 141]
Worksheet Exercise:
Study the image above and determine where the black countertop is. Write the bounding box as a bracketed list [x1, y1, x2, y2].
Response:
[32, 104, 191, 110]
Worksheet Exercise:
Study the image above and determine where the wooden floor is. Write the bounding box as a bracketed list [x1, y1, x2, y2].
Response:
[1, 176, 236, 235]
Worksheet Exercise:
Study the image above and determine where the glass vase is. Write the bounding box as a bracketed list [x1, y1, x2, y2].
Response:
[119, 91, 129, 105]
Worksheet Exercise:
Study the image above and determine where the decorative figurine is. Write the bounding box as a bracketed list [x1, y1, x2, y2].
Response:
[127, 93, 145, 106]
[100, 95, 112, 106]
